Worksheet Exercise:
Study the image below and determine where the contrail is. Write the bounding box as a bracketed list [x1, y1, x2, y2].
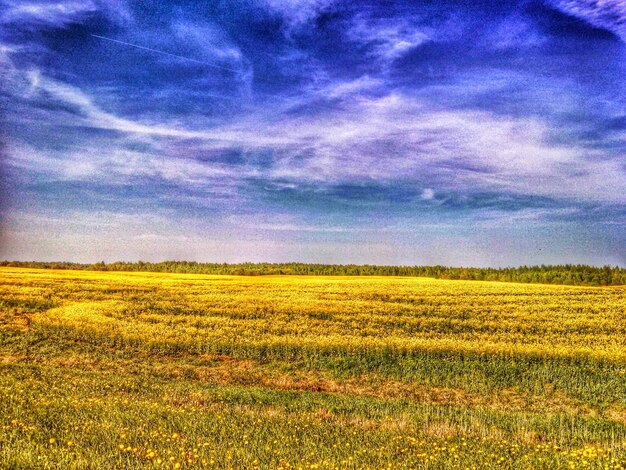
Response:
[90, 34, 238, 72]
[90, 33, 341, 112]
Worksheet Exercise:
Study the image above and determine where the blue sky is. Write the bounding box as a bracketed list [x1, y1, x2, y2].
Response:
[0, 0, 624, 266]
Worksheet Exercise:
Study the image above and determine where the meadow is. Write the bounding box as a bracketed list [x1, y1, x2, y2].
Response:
[1, 267, 625, 469]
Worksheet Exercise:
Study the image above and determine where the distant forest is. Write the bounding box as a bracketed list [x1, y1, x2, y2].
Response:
[2, 261, 625, 286]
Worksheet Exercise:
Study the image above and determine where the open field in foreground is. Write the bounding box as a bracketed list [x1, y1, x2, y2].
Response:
[1, 267, 625, 469]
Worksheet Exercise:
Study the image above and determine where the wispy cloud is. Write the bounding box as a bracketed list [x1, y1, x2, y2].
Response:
[0, 0, 129, 28]
[170, 20, 244, 63]
[345, 14, 430, 65]
[7, 66, 625, 207]
[546, 0, 626, 42]
[261, 0, 336, 29]
[226, 214, 381, 233]
[487, 13, 547, 50]
[0, 0, 98, 27]
[1, 0, 624, 264]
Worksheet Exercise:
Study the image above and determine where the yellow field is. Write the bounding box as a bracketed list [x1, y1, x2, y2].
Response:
[1, 267, 625, 468]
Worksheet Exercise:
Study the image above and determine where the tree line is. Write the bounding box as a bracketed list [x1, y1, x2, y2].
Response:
[1, 260, 625, 286]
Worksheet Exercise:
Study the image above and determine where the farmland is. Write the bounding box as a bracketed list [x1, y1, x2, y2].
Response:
[1, 267, 625, 469]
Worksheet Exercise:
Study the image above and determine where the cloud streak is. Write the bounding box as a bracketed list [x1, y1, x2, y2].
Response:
[89, 34, 239, 71]
[0, 0, 98, 27]
[546, 0, 626, 42]
[345, 14, 430, 64]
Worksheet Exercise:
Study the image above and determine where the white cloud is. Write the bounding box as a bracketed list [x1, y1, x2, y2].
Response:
[421, 188, 435, 200]
[168, 20, 254, 96]
[261, 0, 335, 28]
[0, 0, 130, 28]
[171, 20, 244, 62]
[260, 94, 626, 203]
[134, 233, 190, 243]
[227, 214, 374, 233]
[1, 1, 97, 26]
[345, 15, 430, 64]
[547, 0, 626, 42]
[8, 69, 626, 205]
[315, 75, 383, 99]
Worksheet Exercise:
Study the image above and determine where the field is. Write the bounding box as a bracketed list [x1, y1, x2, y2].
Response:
[1, 267, 625, 469]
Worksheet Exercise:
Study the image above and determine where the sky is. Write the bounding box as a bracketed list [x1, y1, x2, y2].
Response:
[0, 0, 625, 266]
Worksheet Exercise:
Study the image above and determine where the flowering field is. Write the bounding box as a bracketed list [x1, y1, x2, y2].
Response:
[1, 267, 625, 469]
